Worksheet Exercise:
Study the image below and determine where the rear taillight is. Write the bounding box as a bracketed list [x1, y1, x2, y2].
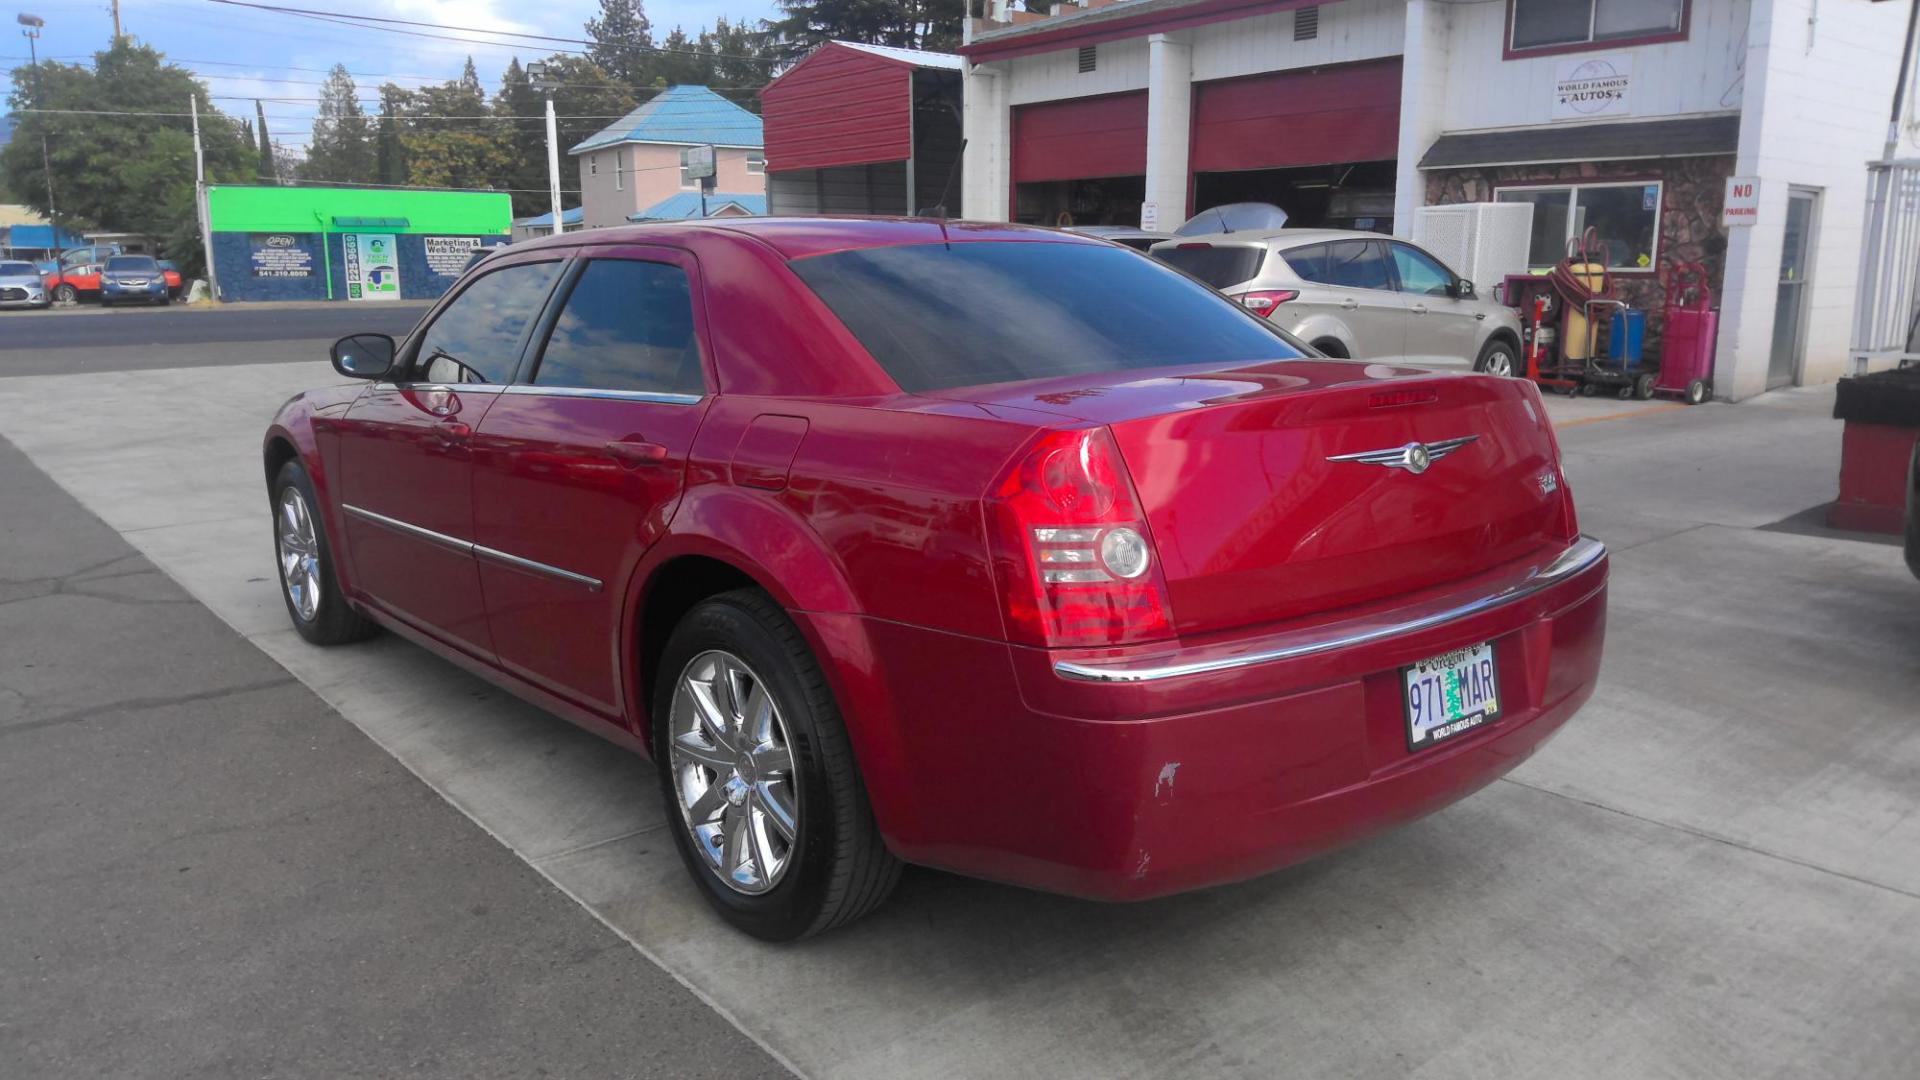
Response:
[987, 427, 1174, 648]
[1238, 289, 1299, 317]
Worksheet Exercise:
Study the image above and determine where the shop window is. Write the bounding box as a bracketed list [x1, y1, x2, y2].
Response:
[1494, 181, 1662, 272]
[1508, 0, 1687, 53]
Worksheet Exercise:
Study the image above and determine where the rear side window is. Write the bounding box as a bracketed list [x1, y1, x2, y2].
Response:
[531, 259, 704, 396]
[1292, 240, 1392, 291]
[791, 241, 1303, 393]
[1151, 244, 1265, 290]
[414, 261, 562, 384]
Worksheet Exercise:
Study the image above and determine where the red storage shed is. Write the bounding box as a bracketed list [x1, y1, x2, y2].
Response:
[763, 41, 965, 217]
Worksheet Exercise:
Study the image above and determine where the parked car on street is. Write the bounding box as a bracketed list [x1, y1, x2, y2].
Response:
[156, 259, 185, 298]
[40, 244, 121, 304]
[0, 260, 50, 309]
[99, 255, 171, 307]
[264, 218, 1607, 939]
[1152, 226, 1524, 375]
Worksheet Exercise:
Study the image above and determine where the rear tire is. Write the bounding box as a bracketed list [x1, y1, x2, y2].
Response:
[654, 589, 900, 940]
[1475, 339, 1517, 377]
[270, 459, 375, 646]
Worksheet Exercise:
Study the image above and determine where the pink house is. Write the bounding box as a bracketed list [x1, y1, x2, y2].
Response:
[569, 85, 767, 229]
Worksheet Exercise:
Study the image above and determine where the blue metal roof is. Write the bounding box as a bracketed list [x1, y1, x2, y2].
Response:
[571, 86, 764, 154]
[514, 206, 584, 228]
[630, 192, 767, 221]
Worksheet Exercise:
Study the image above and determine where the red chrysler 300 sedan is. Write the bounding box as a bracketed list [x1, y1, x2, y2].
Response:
[262, 219, 1608, 940]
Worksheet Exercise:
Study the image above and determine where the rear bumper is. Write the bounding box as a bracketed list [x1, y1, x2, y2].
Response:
[831, 537, 1608, 901]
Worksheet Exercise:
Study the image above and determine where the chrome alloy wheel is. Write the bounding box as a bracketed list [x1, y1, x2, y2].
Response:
[276, 486, 322, 622]
[668, 650, 800, 895]
[1483, 346, 1516, 377]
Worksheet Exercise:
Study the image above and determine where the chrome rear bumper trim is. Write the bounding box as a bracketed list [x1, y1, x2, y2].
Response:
[1052, 535, 1608, 684]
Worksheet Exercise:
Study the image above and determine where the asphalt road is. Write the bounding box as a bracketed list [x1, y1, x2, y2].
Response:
[0, 303, 432, 378]
[0, 434, 789, 1079]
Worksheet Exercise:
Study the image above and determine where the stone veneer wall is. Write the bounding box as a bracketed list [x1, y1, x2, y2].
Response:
[1425, 155, 1735, 361]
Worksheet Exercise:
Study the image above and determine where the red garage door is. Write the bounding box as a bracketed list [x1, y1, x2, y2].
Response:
[1012, 91, 1149, 183]
[1190, 58, 1403, 173]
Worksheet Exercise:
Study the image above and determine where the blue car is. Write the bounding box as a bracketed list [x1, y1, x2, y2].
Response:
[99, 255, 170, 307]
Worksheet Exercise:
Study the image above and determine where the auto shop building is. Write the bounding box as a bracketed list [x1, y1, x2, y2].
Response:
[959, 0, 1908, 399]
[205, 186, 512, 303]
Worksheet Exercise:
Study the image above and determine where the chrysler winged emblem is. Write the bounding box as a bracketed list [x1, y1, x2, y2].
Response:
[1327, 435, 1478, 475]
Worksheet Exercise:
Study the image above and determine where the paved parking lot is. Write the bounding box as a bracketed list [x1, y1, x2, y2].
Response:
[1, 329, 1916, 1077]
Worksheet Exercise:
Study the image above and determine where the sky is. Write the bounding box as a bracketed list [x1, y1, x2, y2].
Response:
[4, 0, 781, 152]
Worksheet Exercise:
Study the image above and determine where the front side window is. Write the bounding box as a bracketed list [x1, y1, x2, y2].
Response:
[1495, 182, 1661, 271]
[531, 259, 704, 395]
[1511, 0, 1686, 51]
[1389, 244, 1454, 297]
[791, 241, 1304, 393]
[413, 261, 562, 385]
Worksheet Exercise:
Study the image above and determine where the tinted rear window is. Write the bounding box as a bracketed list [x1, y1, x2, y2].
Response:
[1151, 244, 1266, 290]
[791, 242, 1303, 393]
[106, 256, 158, 272]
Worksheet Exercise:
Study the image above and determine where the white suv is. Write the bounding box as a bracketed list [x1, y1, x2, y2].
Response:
[1151, 227, 1524, 375]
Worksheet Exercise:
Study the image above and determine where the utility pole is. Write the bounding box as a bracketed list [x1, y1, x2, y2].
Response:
[527, 62, 565, 236]
[110, 0, 122, 41]
[16, 14, 55, 230]
[190, 95, 219, 300]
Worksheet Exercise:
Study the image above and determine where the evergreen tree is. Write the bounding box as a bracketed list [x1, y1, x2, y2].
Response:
[303, 64, 376, 182]
[375, 85, 409, 184]
[255, 99, 277, 183]
[768, 0, 965, 60]
[586, 0, 655, 88]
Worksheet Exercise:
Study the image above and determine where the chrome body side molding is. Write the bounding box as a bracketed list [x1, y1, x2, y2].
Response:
[342, 504, 603, 592]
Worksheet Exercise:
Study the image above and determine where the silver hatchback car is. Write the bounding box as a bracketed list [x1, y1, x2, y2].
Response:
[1151, 227, 1523, 375]
[0, 260, 50, 310]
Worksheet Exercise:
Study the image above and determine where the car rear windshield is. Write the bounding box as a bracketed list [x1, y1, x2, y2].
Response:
[790, 241, 1302, 393]
[107, 256, 158, 272]
[0, 262, 36, 276]
[1151, 244, 1266, 290]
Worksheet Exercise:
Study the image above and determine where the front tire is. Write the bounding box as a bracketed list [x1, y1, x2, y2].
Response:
[654, 589, 900, 940]
[1475, 338, 1517, 377]
[52, 284, 76, 305]
[270, 459, 375, 646]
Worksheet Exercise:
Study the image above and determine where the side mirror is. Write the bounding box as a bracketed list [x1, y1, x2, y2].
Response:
[1453, 278, 1477, 300]
[331, 333, 396, 380]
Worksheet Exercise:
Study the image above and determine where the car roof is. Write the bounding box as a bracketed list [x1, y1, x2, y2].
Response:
[1160, 227, 1399, 249]
[508, 216, 1107, 261]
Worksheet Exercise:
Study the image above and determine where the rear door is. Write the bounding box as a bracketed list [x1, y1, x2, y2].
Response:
[470, 247, 713, 718]
[1389, 241, 1480, 368]
[1283, 239, 1408, 361]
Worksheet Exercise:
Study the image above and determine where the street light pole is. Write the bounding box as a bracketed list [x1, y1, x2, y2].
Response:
[527, 62, 565, 236]
[17, 14, 55, 229]
[190, 94, 218, 300]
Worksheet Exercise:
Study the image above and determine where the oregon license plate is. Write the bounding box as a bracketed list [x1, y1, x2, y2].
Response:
[1402, 642, 1501, 752]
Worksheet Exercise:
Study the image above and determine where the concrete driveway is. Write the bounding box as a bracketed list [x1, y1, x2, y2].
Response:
[0, 359, 1913, 1078]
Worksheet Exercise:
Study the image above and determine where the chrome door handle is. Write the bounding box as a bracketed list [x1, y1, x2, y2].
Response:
[432, 421, 471, 445]
[1475, 312, 1487, 320]
[605, 439, 669, 467]
[1340, 298, 1358, 310]
[1410, 304, 1428, 315]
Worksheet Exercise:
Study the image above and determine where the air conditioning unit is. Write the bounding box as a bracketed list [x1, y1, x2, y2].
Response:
[1412, 202, 1534, 299]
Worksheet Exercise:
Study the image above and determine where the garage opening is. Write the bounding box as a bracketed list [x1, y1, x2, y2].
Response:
[1187, 58, 1402, 232]
[1011, 91, 1148, 226]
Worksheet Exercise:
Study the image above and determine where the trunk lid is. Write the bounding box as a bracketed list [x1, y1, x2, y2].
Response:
[939, 361, 1573, 636]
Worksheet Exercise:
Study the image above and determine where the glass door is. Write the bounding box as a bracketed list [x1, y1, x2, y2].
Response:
[1768, 189, 1819, 389]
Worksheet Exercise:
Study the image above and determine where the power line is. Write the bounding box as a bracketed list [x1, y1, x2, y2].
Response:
[205, 0, 782, 64]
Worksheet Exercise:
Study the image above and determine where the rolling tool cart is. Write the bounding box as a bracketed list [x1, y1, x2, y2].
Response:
[1654, 261, 1718, 404]
[1503, 230, 1649, 397]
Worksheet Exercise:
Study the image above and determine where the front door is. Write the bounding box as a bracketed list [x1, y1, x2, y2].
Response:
[1388, 241, 1480, 368]
[335, 255, 567, 655]
[1769, 188, 1820, 389]
[471, 248, 712, 718]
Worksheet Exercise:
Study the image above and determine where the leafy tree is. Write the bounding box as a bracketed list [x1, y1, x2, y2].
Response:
[586, 0, 655, 89]
[767, 0, 964, 60]
[0, 38, 250, 247]
[303, 64, 375, 183]
[495, 55, 635, 216]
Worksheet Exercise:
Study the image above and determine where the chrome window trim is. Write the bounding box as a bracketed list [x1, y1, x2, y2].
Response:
[376, 382, 511, 394]
[501, 384, 703, 406]
[341, 504, 603, 592]
[1053, 536, 1608, 684]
